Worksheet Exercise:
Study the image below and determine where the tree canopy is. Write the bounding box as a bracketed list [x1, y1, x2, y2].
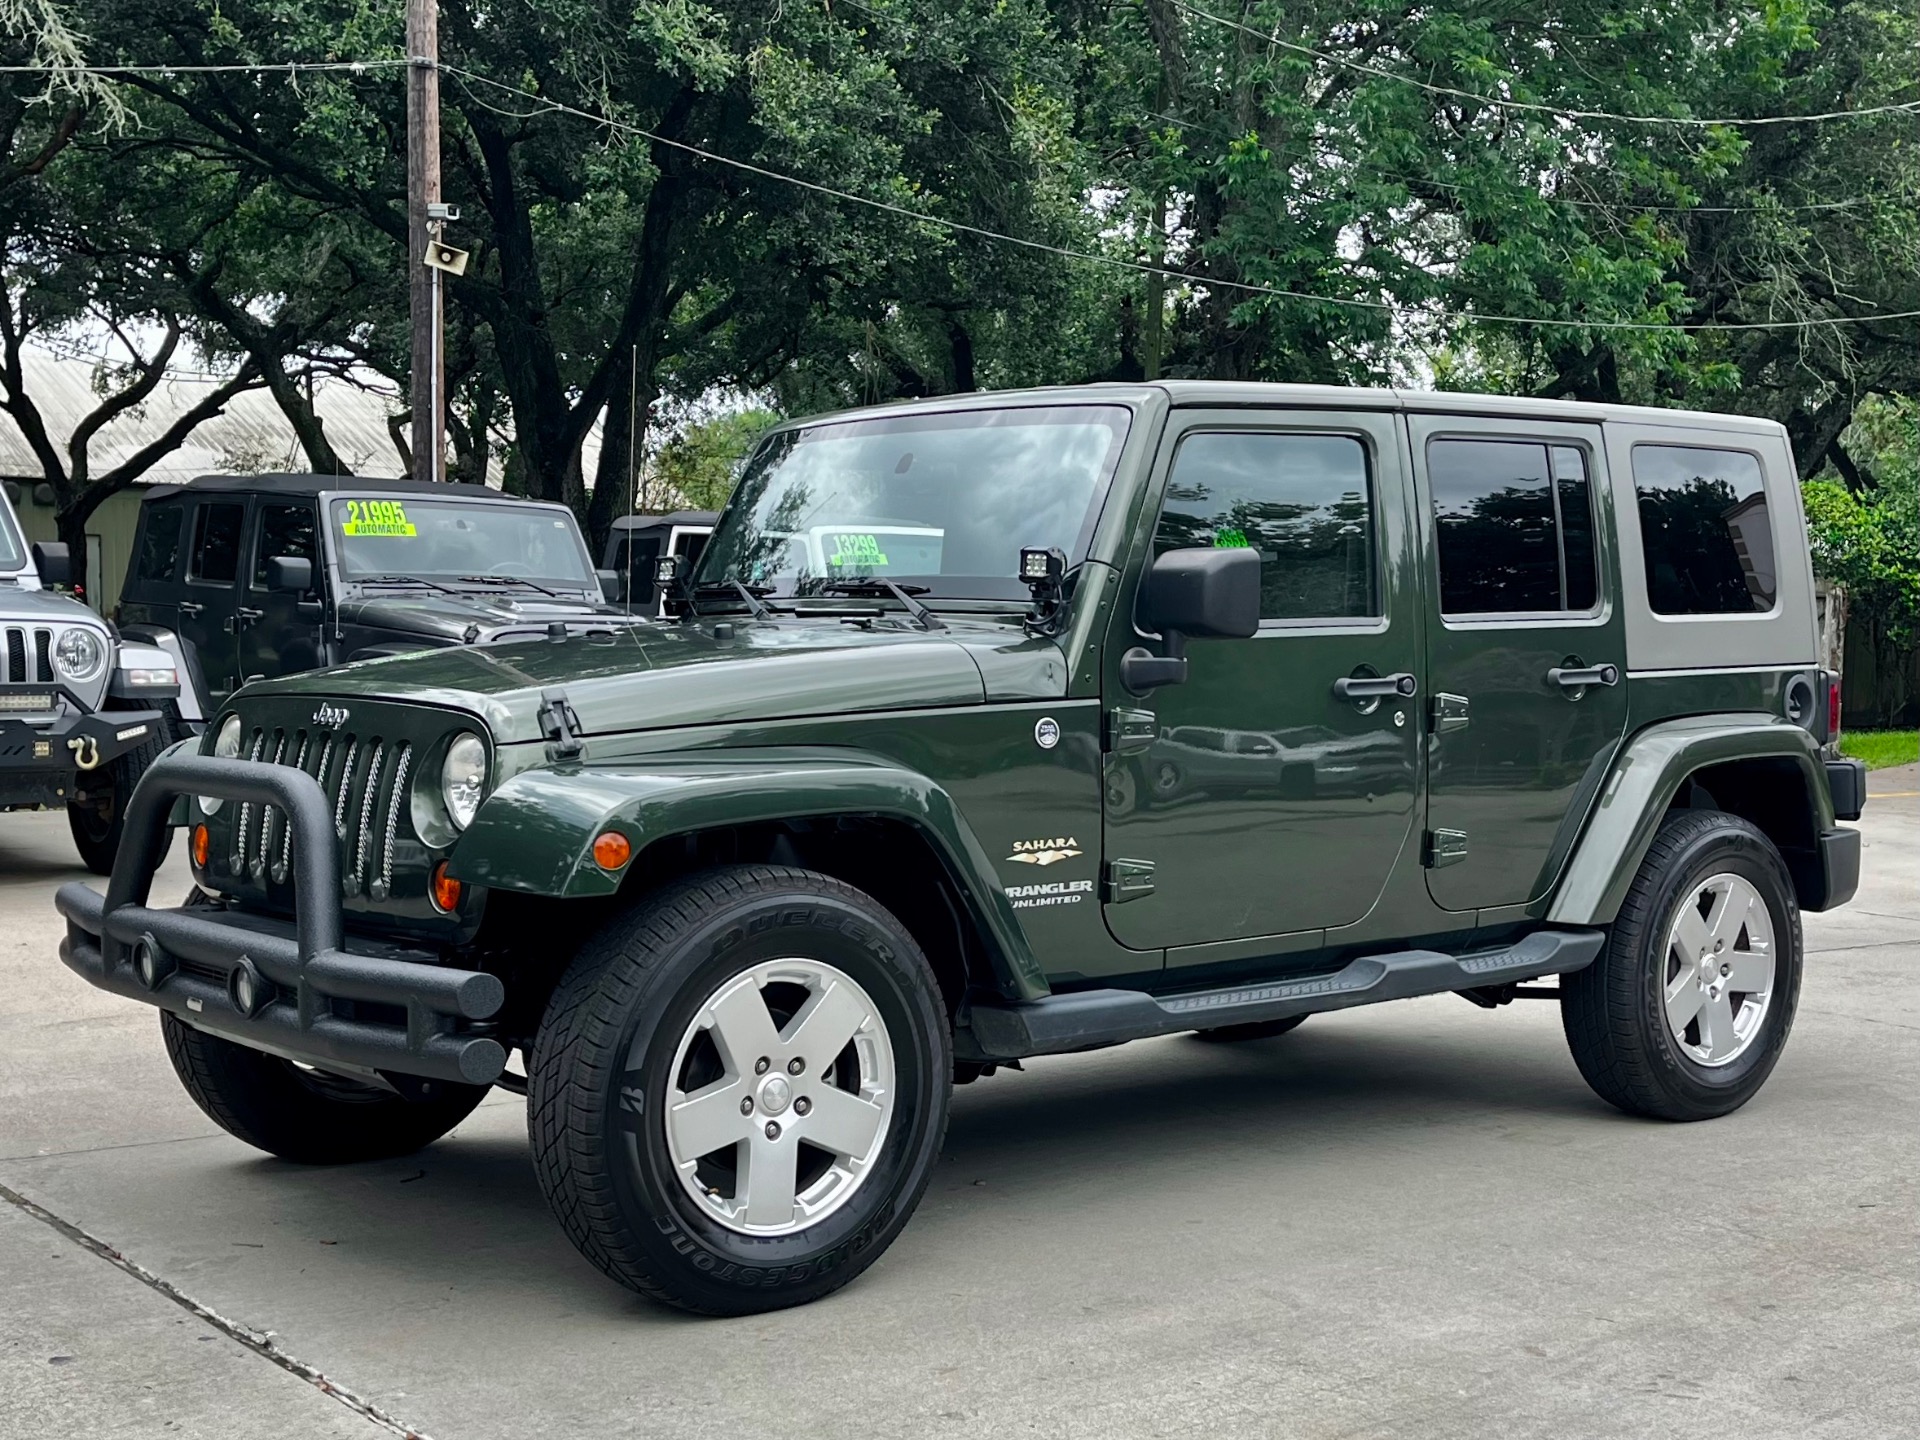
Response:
[2, 0, 1915, 583]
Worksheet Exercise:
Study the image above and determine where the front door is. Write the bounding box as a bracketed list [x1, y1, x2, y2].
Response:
[240, 500, 324, 681]
[1101, 409, 1420, 954]
[180, 498, 248, 702]
[1411, 418, 1629, 911]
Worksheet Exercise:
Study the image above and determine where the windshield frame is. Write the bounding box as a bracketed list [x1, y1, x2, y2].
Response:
[690, 402, 1135, 604]
[322, 492, 598, 592]
[0, 485, 27, 574]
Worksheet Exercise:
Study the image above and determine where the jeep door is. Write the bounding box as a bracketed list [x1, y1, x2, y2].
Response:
[1101, 408, 1421, 953]
[239, 500, 325, 681]
[179, 497, 249, 701]
[1409, 414, 1628, 912]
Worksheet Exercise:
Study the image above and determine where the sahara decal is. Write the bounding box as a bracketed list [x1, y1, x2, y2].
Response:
[1007, 836, 1082, 866]
[1033, 716, 1061, 750]
[1005, 879, 1095, 909]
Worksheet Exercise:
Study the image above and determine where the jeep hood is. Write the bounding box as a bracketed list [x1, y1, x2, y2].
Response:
[0, 580, 106, 626]
[336, 589, 619, 641]
[237, 617, 1064, 742]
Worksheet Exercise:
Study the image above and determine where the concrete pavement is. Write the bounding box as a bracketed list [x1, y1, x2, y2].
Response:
[2, 792, 1916, 1440]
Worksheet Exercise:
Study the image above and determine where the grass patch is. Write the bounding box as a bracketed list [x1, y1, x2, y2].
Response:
[1840, 730, 1919, 770]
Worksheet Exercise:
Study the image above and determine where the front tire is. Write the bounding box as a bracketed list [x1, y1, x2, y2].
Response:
[1561, 810, 1801, 1121]
[528, 865, 951, 1315]
[161, 1012, 490, 1163]
[67, 716, 174, 875]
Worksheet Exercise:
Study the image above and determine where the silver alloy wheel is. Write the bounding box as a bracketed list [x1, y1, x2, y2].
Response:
[662, 959, 895, 1237]
[1661, 871, 1776, 1068]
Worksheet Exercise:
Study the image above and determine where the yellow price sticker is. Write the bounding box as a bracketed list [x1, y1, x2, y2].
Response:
[340, 499, 416, 537]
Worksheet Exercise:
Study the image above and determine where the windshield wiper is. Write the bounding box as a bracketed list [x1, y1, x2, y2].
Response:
[691, 580, 776, 620]
[458, 574, 562, 598]
[357, 574, 462, 596]
[818, 579, 947, 631]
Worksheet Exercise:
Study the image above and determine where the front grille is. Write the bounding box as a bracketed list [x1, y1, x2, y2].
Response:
[4, 625, 54, 683]
[230, 721, 414, 900]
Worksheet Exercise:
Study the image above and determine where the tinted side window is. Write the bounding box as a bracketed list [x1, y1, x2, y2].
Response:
[253, 503, 317, 587]
[1153, 432, 1376, 621]
[1429, 438, 1599, 615]
[136, 505, 185, 583]
[189, 503, 245, 584]
[1632, 445, 1775, 614]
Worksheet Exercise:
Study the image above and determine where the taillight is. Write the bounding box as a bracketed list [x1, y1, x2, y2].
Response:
[1828, 675, 1843, 743]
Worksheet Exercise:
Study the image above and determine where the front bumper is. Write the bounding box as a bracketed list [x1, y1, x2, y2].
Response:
[55, 753, 507, 1086]
[1, 697, 168, 806]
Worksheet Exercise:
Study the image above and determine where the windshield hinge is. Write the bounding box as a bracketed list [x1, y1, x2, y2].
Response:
[538, 687, 585, 760]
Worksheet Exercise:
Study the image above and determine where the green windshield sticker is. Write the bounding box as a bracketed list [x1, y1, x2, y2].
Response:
[340, 499, 416, 538]
[1213, 526, 1250, 548]
[827, 532, 889, 568]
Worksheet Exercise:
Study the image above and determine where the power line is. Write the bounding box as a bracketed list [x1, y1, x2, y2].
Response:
[443, 65, 1920, 335]
[0, 60, 407, 75]
[11, 54, 1916, 333]
[1133, 111, 1889, 214]
[1166, 0, 1920, 129]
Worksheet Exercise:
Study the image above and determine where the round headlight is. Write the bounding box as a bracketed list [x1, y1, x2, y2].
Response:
[198, 715, 243, 816]
[52, 626, 106, 682]
[440, 733, 487, 831]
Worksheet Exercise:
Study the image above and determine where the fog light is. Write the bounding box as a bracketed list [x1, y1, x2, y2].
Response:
[229, 958, 270, 1017]
[132, 933, 172, 991]
[190, 824, 210, 869]
[429, 860, 463, 914]
[591, 830, 632, 871]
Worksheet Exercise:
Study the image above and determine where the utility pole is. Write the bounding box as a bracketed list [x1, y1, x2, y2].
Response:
[406, 0, 443, 482]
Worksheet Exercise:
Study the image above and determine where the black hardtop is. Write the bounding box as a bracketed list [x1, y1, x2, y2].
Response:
[141, 475, 525, 503]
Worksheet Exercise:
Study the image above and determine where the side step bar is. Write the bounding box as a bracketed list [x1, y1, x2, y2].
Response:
[962, 928, 1605, 1061]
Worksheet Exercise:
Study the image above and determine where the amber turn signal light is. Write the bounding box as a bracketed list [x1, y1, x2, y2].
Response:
[592, 830, 632, 870]
[190, 824, 210, 868]
[429, 860, 463, 914]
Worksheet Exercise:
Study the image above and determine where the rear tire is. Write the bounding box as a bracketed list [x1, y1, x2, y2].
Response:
[68, 716, 174, 876]
[161, 1012, 490, 1163]
[527, 864, 951, 1315]
[1193, 1014, 1308, 1043]
[1561, 809, 1801, 1122]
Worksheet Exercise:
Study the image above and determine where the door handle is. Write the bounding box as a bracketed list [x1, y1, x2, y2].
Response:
[237, 607, 263, 625]
[1548, 663, 1619, 690]
[1333, 671, 1418, 701]
[178, 600, 203, 618]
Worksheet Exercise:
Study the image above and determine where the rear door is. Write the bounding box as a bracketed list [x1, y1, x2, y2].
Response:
[180, 497, 249, 702]
[1410, 417, 1628, 912]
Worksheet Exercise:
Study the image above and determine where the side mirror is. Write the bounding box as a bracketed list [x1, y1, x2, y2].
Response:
[31, 541, 70, 587]
[595, 568, 625, 604]
[265, 555, 312, 594]
[1122, 547, 1260, 693]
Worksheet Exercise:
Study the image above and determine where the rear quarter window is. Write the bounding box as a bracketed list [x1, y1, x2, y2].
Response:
[1632, 445, 1776, 614]
[136, 505, 186, 583]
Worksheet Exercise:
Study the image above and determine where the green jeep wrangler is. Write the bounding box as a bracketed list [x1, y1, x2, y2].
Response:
[57, 383, 1866, 1315]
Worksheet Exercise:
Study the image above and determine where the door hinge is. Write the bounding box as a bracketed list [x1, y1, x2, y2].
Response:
[1103, 858, 1156, 903]
[1430, 693, 1470, 734]
[1423, 829, 1469, 868]
[1104, 706, 1156, 754]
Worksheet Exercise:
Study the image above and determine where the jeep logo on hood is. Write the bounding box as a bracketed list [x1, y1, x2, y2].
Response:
[311, 703, 351, 729]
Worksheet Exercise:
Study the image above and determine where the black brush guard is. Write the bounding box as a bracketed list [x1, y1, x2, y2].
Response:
[55, 753, 507, 1086]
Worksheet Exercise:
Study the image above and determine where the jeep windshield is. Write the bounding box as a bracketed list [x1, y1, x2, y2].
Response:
[328, 497, 596, 590]
[692, 404, 1132, 602]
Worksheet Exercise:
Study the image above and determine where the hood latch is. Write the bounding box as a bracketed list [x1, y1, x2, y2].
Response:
[538, 687, 585, 760]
